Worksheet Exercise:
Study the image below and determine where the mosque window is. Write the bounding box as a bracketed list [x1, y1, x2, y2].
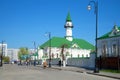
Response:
[86, 54, 88, 57]
[71, 54, 72, 58]
[82, 54, 84, 58]
[57, 53, 58, 58]
[52, 53, 54, 58]
[78, 54, 79, 58]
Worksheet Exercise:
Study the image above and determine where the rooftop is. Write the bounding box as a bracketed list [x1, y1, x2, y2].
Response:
[98, 25, 120, 40]
[66, 12, 72, 22]
[40, 37, 94, 50]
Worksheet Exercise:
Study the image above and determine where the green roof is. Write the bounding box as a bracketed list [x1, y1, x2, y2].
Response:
[98, 26, 120, 40]
[97, 32, 111, 39]
[32, 52, 38, 56]
[66, 12, 72, 21]
[40, 37, 94, 50]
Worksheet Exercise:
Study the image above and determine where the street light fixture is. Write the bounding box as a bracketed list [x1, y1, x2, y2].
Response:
[87, 0, 99, 73]
[0, 41, 4, 67]
[33, 41, 37, 66]
[45, 32, 51, 67]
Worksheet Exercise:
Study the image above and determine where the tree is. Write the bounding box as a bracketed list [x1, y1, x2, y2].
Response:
[3, 56, 10, 63]
[61, 44, 68, 60]
[18, 47, 29, 60]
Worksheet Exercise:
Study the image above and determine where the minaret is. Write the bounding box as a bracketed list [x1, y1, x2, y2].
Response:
[64, 12, 73, 41]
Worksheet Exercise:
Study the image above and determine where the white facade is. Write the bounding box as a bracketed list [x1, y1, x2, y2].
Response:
[38, 49, 43, 59]
[38, 47, 91, 60]
[7, 49, 19, 62]
[97, 37, 120, 57]
[0, 43, 7, 56]
[39, 12, 93, 60]
[38, 52, 95, 69]
[7, 48, 36, 62]
[64, 13, 73, 41]
[28, 49, 37, 60]
[67, 53, 95, 69]
[65, 27, 73, 41]
[97, 25, 120, 57]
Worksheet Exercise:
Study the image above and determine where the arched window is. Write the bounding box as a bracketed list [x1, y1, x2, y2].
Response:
[71, 54, 72, 58]
[82, 54, 84, 58]
[52, 53, 54, 58]
[57, 53, 58, 58]
[78, 54, 79, 58]
[102, 44, 107, 57]
[112, 44, 117, 57]
[86, 54, 88, 57]
[66, 52, 70, 56]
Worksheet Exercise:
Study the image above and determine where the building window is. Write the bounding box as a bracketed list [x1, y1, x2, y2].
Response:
[86, 54, 88, 57]
[52, 53, 54, 58]
[82, 54, 84, 58]
[102, 44, 107, 57]
[66, 52, 70, 56]
[78, 54, 79, 58]
[112, 44, 117, 57]
[71, 54, 72, 58]
[57, 53, 58, 58]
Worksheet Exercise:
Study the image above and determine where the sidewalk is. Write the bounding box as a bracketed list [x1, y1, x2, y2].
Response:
[47, 65, 120, 79]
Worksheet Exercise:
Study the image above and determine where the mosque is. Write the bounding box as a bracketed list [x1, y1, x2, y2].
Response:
[38, 12, 94, 60]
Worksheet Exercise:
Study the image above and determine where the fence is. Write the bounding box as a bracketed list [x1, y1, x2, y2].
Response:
[97, 56, 120, 70]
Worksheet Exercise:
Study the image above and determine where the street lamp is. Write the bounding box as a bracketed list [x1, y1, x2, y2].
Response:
[87, 0, 99, 73]
[45, 32, 51, 67]
[0, 41, 4, 67]
[33, 41, 37, 66]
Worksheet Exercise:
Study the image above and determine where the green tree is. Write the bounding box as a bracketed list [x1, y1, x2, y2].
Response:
[3, 56, 10, 63]
[18, 47, 29, 60]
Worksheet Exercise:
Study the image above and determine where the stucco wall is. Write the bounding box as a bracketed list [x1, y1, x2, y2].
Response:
[66, 53, 95, 69]
[97, 37, 120, 57]
[39, 47, 91, 59]
[45, 53, 95, 69]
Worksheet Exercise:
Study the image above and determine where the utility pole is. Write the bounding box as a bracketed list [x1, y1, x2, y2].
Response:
[33, 41, 36, 53]
[48, 32, 51, 67]
[0, 41, 4, 67]
[88, 0, 99, 73]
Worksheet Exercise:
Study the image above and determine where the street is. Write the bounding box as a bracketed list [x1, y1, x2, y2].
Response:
[0, 64, 118, 80]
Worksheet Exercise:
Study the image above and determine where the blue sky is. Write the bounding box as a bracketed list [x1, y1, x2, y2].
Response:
[1, 0, 120, 49]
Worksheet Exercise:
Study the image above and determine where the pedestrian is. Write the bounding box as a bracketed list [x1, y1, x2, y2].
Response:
[34, 60, 36, 66]
[43, 60, 47, 69]
[59, 60, 61, 67]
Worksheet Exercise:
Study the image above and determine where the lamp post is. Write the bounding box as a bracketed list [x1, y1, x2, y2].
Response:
[0, 41, 4, 67]
[87, 0, 99, 73]
[33, 41, 36, 66]
[45, 32, 51, 67]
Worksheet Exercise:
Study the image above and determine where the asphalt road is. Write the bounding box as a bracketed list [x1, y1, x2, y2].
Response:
[0, 64, 118, 80]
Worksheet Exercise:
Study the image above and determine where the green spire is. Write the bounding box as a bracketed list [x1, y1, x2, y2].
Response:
[66, 12, 72, 21]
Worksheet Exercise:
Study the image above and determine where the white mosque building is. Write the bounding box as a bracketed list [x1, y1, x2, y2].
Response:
[38, 12, 94, 60]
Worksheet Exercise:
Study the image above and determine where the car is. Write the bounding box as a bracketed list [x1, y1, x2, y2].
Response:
[4, 62, 9, 64]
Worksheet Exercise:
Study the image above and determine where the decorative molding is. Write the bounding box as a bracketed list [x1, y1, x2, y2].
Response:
[109, 25, 120, 37]
[71, 43, 79, 48]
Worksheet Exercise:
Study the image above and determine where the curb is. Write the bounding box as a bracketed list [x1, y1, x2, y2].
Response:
[50, 67, 62, 70]
[87, 72, 120, 80]
[50, 67, 120, 79]
[51, 67, 84, 73]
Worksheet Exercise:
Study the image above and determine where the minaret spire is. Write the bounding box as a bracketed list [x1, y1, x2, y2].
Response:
[64, 12, 73, 41]
[66, 12, 72, 21]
